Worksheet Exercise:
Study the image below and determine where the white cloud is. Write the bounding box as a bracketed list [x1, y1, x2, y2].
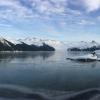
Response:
[0, 0, 83, 21]
[0, 0, 97, 26]
[78, 19, 95, 25]
[30, 0, 67, 15]
[0, 0, 34, 20]
[0, 0, 69, 23]
[81, 0, 100, 12]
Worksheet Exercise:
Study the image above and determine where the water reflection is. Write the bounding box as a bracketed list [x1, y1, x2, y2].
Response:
[67, 51, 92, 57]
[0, 51, 100, 93]
[0, 51, 55, 63]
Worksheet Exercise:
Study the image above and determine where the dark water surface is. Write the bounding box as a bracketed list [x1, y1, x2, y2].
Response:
[0, 51, 100, 100]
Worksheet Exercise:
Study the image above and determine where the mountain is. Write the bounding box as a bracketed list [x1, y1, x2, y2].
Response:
[1, 37, 100, 52]
[15, 37, 64, 50]
[0, 37, 55, 51]
[67, 41, 100, 51]
[0, 38, 15, 51]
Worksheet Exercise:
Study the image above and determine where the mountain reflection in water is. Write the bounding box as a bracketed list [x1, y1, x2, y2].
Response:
[0, 51, 55, 63]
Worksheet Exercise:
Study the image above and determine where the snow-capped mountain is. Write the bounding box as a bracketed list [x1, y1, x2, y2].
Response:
[15, 37, 65, 50]
[16, 38, 100, 51]
[0, 37, 55, 51]
[0, 37, 12, 47]
[1, 37, 100, 51]
[67, 41, 100, 51]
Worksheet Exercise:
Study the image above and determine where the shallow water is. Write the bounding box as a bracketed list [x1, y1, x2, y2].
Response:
[0, 51, 100, 100]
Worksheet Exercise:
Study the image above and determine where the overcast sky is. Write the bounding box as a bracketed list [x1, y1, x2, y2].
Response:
[0, 0, 100, 41]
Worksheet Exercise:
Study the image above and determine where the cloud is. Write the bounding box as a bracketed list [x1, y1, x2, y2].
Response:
[0, 0, 83, 21]
[30, 0, 82, 17]
[78, 19, 95, 25]
[0, 0, 34, 20]
[30, 0, 67, 16]
[0, 0, 98, 27]
[81, 0, 100, 12]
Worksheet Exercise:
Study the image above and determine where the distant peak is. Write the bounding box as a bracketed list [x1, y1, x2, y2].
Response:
[0, 37, 6, 43]
[91, 40, 96, 43]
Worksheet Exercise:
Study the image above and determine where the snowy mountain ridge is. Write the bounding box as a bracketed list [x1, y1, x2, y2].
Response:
[67, 41, 100, 51]
[0, 37, 12, 47]
[0, 37, 55, 51]
[0, 37, 100, 51]
[13, 38, 100, 51]
[10, 37, 64, 50]
[67, 41, 99, 49]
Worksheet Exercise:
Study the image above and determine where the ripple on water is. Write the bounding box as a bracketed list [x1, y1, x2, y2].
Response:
[0, 84, 100, 100]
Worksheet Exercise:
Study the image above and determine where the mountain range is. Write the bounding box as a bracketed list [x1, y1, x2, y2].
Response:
[0, 37, 55, 51]
[0, 37, 100, 52]
[67, 41, 100, 51]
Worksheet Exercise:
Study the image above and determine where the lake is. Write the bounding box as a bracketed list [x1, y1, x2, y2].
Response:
[0, 51, 100, 100]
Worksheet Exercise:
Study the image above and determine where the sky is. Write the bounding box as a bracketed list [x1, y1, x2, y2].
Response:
[0, 0, 100, 42]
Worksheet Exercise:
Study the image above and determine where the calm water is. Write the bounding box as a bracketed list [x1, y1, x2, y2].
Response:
[0, 51, 100, 99]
